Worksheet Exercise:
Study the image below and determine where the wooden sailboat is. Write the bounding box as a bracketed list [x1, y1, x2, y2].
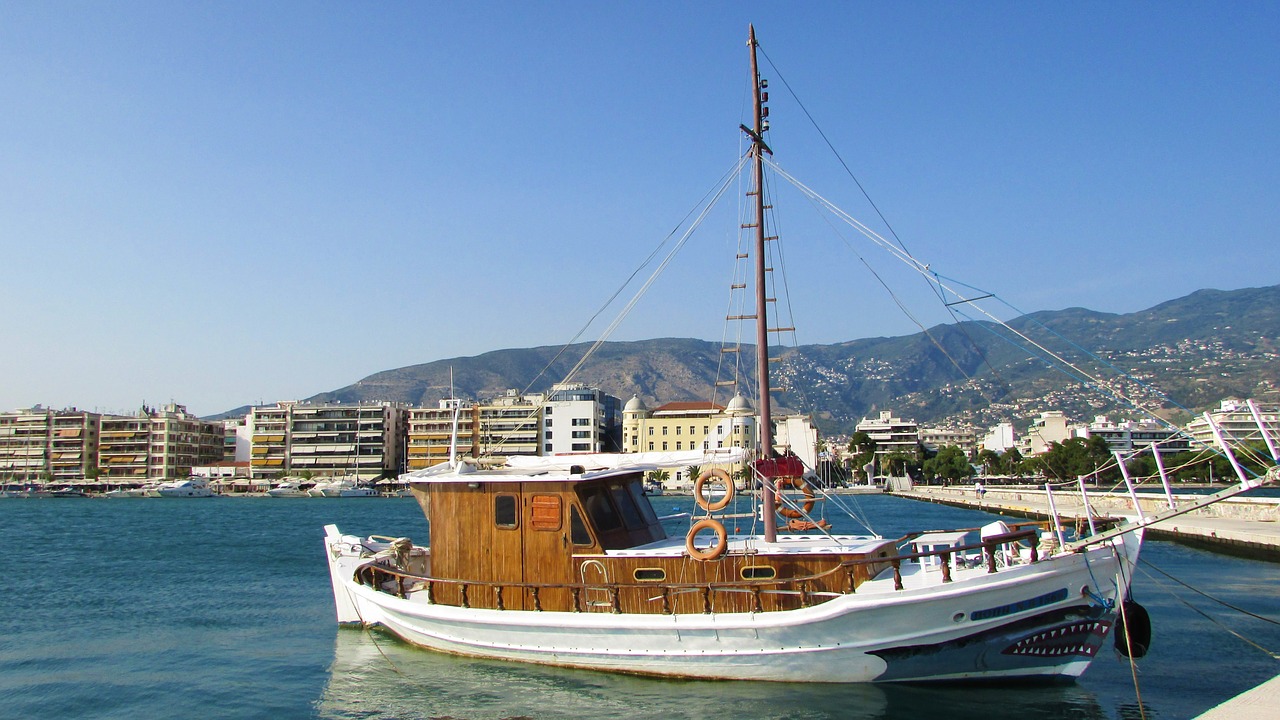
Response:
[323, 26, 1274, 683]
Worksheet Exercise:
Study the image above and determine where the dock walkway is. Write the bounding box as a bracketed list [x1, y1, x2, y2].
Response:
[1197, 672, 1280, 719]
[891, 486, 1280, 560]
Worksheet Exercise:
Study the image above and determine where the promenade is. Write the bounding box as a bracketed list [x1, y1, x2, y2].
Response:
[891, 485, 1280, 561]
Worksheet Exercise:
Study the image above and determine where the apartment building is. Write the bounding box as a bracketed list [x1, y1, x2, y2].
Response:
[919, 426, 978, 456]
[542, 383, 621, 455]
[0, 407, 102, 483]
[222, 417, 251, 463]
[1084, 416, 1192, 457]
[476, 390, 543, 459]
[249, 401, 405, 481]
[855, 410, 920, 464]
[405, 399, 477, 471]
[1021, 411, 1075, 456]
[1185, 399, 1280, 449]
[99, 404, 224, 482]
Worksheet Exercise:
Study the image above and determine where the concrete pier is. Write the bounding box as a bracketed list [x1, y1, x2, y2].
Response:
[1196, 672, 1280, 719]
[891, 486, 1280, 561]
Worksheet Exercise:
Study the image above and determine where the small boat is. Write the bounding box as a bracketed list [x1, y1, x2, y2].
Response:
[323, 26, 1278, 684]
[156, 478, 214, 498]
[642, 480, 664, 496]
[309, 478, 377, 497]
[46, 487, 88, 498]
[267, 481, 315, 498]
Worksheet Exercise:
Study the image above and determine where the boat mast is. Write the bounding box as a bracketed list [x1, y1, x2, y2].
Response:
[747, 24, 778, 543]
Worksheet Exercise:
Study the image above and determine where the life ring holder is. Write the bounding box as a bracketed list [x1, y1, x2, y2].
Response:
[685, 517, 728, 561]
[774, 476, 816, 519]
[694, 468, 735, 512]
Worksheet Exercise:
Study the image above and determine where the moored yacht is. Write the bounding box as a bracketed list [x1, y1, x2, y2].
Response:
[156, 478, 214, 498]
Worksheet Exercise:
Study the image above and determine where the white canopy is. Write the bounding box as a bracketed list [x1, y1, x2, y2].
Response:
[399, 448, 748, 483]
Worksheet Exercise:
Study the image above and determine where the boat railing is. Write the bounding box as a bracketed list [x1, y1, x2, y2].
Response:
[351, 526, 1042, 613]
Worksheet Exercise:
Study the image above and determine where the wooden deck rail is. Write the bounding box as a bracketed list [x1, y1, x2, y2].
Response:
[352, 526, 1042, 615]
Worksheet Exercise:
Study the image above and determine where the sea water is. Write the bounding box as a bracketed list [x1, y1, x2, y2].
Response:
[0, 495, 1276, 720]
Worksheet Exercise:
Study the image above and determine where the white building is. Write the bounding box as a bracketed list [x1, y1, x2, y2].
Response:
[919, 426, 977, 456]
[982, 422, 1017, 454]
[855, 410, 920, 478]
[1184, 399, 1280, 450]
[1084, 416, 1191, 457]
[775, 415, 820, 476]
[1021, 411, 1075, 456]
[541, 383, 621, 455]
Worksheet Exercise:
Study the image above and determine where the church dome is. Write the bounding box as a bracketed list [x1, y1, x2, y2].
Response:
[624, 395, 647, 413]
[726, 394, 752, 414]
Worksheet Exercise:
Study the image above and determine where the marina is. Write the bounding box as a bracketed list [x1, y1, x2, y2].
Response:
[4, 9, 1279, 719]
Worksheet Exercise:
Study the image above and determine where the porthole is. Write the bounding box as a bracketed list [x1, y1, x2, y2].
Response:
[952, 612, 966, 623]
[740, 565, 777, 580]
[634, 568, 666, 582]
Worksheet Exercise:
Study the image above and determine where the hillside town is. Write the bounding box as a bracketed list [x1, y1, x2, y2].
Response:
[1, 384, 1276, 494]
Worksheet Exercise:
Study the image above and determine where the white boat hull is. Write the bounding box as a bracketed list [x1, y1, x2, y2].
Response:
[324, 525, 1140, 683]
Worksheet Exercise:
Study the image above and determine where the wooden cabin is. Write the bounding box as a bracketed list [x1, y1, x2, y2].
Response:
[403, 464, 900, 615]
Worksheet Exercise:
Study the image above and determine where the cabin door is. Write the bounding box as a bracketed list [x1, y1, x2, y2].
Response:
[520, 487, 575, 611]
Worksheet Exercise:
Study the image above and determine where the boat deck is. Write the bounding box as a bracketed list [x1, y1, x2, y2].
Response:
[604, 533, 889, 557]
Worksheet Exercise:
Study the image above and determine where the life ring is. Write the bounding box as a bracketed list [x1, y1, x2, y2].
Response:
[774, 476, 815, 519]
[685, 518, 728, 561]
[694, 469, 735, 512]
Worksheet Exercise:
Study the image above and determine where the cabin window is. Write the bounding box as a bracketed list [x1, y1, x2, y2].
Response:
[741, 566, 777, 580]
[531, 495, 562, 531]
[569, 505, 593, 545]
[579, 485, 621, 533]
[626, 480, 660, 526]
[610, 485, 645, 530]
[494, 494, 518, 529]
[634, 568, 666, 582]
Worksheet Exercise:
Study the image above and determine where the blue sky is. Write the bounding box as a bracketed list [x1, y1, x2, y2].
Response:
[2, 2, 1277, 416]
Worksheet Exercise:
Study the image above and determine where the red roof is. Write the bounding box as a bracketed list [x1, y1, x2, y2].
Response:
[653, 401, 724, 413]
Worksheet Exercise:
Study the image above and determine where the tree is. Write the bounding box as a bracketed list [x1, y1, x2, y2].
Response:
[924, 445, 974, 484]
[648, 469, 670, 485]
[976, 449, 1002, 476]
[846, 431, 878, 483]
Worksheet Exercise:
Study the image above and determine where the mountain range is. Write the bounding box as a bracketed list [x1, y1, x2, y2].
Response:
[227, 284, 1280, 435]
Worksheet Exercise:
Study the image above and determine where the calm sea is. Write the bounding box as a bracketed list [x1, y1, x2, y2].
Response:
[1, 494, 1276, 720]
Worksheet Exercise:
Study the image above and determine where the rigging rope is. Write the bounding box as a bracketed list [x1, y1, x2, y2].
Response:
[1138, 563, 1280, 660]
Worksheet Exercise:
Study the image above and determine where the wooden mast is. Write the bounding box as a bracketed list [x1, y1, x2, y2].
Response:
[747, 24, 778, 543]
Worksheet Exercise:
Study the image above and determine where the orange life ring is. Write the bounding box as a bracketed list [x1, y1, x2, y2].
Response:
[685, 518, 728, 561]
[774, 476, 816, 519]
[694, 468, 735, 512]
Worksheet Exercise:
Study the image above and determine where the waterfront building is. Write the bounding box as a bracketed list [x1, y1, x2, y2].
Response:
[1021, 411, 1075, 456]
[99, 404, 224, 482]
[1084, 416, 1192, 457]
[405, 399, 477, 470]
[775, 414, 820, 473]
[982, 422, 1017, 454]
[542, 383, 622, 455]
[622, 394, 757, 485]
[919, 426, 977, 456]
[1185, 398, 1280, 449]
[476, 390, 543, 459]
[248, 401, 405, 481]
[855, 410, 920, 469]
[222, 417, 251, 463]
[0, 407, 102, 484]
